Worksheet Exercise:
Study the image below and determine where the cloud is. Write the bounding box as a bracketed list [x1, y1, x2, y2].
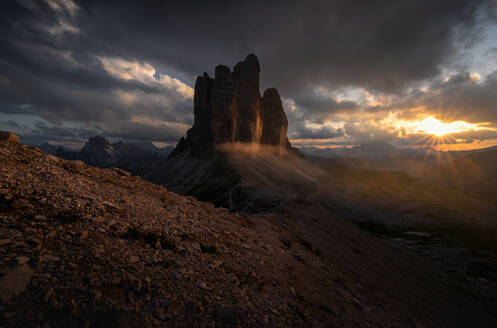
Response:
[0, 120, 20, 129]
[0, 1, 194, 143]
[0, 0, 496, 147]
[75, 1, 494, 93]
[293, 93, 360, 123]
[421, 72, 497, 124]
[295, 125, 344, 140]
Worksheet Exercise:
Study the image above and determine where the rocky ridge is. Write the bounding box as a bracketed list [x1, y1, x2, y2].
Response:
[55, 136, 170, 177]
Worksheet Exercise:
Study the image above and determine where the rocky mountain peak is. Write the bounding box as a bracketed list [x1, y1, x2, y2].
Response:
[170, 54, 291, 158]
[87, 135, 110, 146]
[261, 88, 288, 147]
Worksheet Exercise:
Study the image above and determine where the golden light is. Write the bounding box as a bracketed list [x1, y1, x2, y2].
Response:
[414, 117, 476, 136]
[385, 114, 497, 151]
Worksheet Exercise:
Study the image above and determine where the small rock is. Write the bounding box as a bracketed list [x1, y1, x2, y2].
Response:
[40, 255, 60, 262]
[262, 244, 273, 251]
[216, 306, 237, 326]
[80, 230, 88, 239]
[44, 288, 54, 303]
[11, 199, 30, 209]
[91, 217, 105, 224]
[0, 239, 11, 246]
[17, 256, 30, 265]
[106, 219, 118, 227]
[159, 297, 170, 307]
[191, 242, 201, 252]
[46, 155, 60, 163]
[111, 167, 131, 177]
[101, 201, 118, 210]
[0, 264, 34, 302]
[14, 241, 29, 248]
[0, 193, 12, 202]
[3, 312, 16, 319]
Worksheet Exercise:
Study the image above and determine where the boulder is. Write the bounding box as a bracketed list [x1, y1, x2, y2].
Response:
[0, 131, 19, 143]
[0, 264, 34, 302]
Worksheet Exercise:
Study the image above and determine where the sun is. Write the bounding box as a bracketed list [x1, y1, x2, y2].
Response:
[415, 117, 476, 136]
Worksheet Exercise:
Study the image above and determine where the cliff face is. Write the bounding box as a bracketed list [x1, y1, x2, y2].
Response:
[261, 88, 288, 147]
[170, 54, 290, 158]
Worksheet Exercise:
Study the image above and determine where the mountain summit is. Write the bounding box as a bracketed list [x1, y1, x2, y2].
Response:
[148, 55, 304, 210]
[170, 54, 290, 158]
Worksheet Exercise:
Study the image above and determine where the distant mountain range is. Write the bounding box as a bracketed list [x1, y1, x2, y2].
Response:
[302, 142, 497, 178]
[299, 142, 497, 160]
[428, 147, 497, 200]
[37, 136, 173, 176]
[299, 142, 417, 159]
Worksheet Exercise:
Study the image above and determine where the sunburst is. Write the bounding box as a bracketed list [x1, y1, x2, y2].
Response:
[413, 117, 478, 137]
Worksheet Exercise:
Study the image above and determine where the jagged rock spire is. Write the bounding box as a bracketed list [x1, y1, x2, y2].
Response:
[170, 54, 291, 158]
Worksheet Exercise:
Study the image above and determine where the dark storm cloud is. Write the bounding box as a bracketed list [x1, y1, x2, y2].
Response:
[0, 120, 20, 129]
[0, 0, 495, 144]
[0, 0, 193, 143]
[295, 126, 344, 140]
[486, 47, 497, 57]
[16, 120, 101, 146]
[372, 72, 497, 127]
[103, 121, 186, 142]
[342, 121, 398, 144]
[422, 72, 497, 124]
[33, 121, 97, 140]
[75, 0, 491, 92]
[15, 116, 186, 146]
[293, 94, 359, 123]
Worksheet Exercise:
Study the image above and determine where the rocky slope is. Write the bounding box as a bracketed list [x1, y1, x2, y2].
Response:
[2, 136, 497, 327]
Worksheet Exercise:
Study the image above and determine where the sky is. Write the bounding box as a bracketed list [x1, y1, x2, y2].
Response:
[1, 0, 497, 150]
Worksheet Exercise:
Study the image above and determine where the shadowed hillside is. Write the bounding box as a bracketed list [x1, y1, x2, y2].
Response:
[428, 148, 497, 201]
